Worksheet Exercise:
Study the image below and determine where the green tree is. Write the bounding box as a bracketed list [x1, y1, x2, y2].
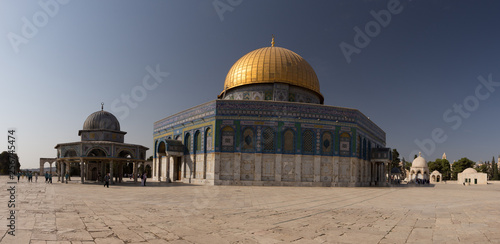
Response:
[452, 157, 475, 180]
[428, 160, 441, 172]
[427, 158, 451, 180]
[440, 158, 451, 180]
[390, 149, 400, 170]
[478, 163, 489, 174]
[493, 156, 499, 180]
[0, 151, 21, 175]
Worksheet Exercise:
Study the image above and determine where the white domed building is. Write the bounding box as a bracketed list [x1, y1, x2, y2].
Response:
[458, 168, 487, 185]
[409, 153, 429, 182]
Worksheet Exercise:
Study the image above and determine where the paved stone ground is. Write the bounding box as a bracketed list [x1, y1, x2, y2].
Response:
[0, 176, 499, 244]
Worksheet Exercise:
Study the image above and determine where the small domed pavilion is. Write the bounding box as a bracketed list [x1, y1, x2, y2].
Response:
[409, 153, 429, 182]
[54, 104, 149, 184]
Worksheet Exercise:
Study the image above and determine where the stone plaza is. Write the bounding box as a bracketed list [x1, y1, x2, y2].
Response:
[1, 176, 500, 243]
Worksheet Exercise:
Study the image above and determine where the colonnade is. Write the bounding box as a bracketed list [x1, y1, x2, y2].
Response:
[56, 159, 148, 184]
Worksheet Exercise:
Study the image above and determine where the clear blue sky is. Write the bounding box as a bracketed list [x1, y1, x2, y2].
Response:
[1, 0, 500, 169]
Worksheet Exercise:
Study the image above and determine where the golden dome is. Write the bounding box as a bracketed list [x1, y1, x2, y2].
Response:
[221, 46, 322, 99]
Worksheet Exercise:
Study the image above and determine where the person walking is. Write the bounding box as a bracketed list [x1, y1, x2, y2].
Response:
[17, 172, 21, 182]
[143, 172, 147, 186]
[35, 172, 38, 183]
[104, 173, 110, 188]
[45, 172, 49, 183]
[65, 172, 69, 184]
[49, 173, 53, 184]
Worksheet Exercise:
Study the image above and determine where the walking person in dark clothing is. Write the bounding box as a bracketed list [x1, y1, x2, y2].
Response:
[104, 173, 110, 188]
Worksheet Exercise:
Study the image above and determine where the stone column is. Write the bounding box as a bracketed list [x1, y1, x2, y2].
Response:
[57, 162, 61, 182]
[67, 162, 71, 181]
[133, 162, 137, 183]
[166, 156, 171, 182]
[80, 160, 84, 184]
[378, 163, 382, 185]
[158, 155, 162, 182]
[61, 162, 65, 183]
[110, 160, 114, 184]
[119, 163, 123, 183]
[371, 162, 375, 185]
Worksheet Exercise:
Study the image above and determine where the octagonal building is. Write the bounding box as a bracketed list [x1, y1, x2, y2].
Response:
[153, 40, 390, 187]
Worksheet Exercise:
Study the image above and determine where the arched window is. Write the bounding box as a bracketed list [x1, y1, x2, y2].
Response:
[242, 127, 255, 152]
[340, 132, 351, 156]
[185, 133, 191, 154]
[221, 126, 235, 152]
[194, 131, 201, 153]
[302, 130, 314, 154]
[205, 128, 212, 152]
[283, 129, 295, 153]
[322, 132, 333, 155]
[262, 127, 275, 153]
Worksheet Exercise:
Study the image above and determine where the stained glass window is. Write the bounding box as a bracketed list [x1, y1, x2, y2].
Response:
[303, 130, 314, 154]
[263, 127, 275, 153]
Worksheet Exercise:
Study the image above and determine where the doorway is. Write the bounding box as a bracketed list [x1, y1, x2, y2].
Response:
[174, 157, 182, 181]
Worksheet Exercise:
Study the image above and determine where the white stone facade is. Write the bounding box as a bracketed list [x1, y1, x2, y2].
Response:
[457, 168, 487, 185]
[153, 152, 388, 187]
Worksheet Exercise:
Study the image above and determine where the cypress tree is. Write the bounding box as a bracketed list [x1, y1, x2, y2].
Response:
[493, 156, 499, 180]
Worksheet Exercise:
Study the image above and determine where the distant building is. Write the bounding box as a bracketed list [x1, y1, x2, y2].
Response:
[409, 152, 429, 182]
[54, 105, 149, 183]
[458, 168, 487, 185]
[430, 170, 442, 183]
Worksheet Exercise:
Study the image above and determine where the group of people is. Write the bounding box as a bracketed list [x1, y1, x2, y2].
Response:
[16, 171, 39, 183]
[15, 171, 56, 183]
[103, 172, 148, 187]
[414, 178, 429, 184]
[45, 172, 53, 183]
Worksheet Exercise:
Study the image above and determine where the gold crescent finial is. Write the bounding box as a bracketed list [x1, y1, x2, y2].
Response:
[271, 34, 275, 47]
[101, 102, 104, 111]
